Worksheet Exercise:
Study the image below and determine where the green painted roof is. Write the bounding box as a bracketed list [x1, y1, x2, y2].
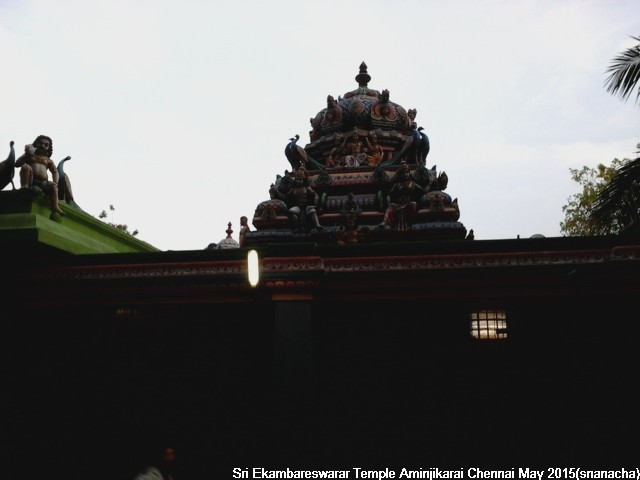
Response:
[0, 190, 159, 255]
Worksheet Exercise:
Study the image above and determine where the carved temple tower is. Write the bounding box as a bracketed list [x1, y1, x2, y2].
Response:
[246, 62, 466, 246]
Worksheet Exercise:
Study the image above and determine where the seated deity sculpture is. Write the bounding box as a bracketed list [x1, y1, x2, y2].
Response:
[270, 166, 322, 232]
[340, 132, 367, 167]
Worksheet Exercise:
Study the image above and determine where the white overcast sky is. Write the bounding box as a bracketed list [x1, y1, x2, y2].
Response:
[1, 0, 638, 251]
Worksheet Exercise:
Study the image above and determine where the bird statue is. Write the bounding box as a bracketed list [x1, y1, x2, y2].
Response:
[284, 134, 308, 171]
[409, 127, 422, 164]
[57, 155, 81, 209]
[417, 127, 430, 165]
[0, 140, 16, 191]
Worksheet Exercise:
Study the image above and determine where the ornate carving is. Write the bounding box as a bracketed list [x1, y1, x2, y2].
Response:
[15, 135, 66, 216]
[248, 63, 462, 246]
[269, 166, 323, 232]
[320, 95, 343, 128]
[255, 199, 288, 220]
[379, 162, 426, 231]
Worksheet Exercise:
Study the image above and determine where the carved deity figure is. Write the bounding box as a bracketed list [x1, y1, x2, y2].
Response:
[372, 90, 397, 122]
[310, 95, 344, 141]
[379, 161, 426, 231]
[15, 135, 65, 215]
[340, 131, 367, 167]
[337, 210, 360, 245]
[336, 193, 362, 245]
[239, 215, 250, 247]
[271, 166, 322, 232]
[407, 108, 418, 132]
[365, 132, 384, 166]
[321, 95, 343, 127]
[326, 146, 343, 168]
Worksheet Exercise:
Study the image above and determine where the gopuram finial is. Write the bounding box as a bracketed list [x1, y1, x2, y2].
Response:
[343, 62, 379, 100]
[355, 61, 371, 87]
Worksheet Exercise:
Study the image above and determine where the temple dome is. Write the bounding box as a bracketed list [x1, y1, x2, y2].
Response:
[309, 62, 411, 139]
[304, 62, 420, 168]
[210, 222, 239, 250]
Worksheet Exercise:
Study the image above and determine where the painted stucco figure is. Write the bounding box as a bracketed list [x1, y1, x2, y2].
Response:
[270, 166, 322, 232]
[379, 161, 426, 231]
[15, 135, 65, 216]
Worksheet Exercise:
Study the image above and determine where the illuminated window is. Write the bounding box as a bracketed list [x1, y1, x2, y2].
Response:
[470, 309, 507, 340]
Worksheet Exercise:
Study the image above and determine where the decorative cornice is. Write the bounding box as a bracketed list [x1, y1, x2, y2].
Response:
[264, 280, 322, 289]
[29, 260, 246, 281]
[323, 249, 630, 272]
[611, 245, 640, 260]
[19, 246, 640, 284]
[262, 256, 324, 271]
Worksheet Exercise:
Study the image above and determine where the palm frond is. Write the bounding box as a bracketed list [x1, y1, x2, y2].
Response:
[604, 35, 640, 104]
[591, 157, 640, 233]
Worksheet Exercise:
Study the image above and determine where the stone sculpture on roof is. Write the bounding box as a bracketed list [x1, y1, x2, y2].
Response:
[245, 62, 466, 246]
[1, 135, 82, 215]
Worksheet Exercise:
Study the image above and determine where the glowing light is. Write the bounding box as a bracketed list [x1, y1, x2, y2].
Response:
[247, 249, 259, 287]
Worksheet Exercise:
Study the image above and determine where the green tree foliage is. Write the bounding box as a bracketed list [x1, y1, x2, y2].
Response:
[560, 159, 625, 236]
[98, 204, 139, 236]
[590, 146, 640, 235]
[562, 36, 640, 237]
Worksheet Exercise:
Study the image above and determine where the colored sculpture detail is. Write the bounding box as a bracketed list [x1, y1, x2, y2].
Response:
[15, 135, 66, 216]
[1, 135, 81, 215]
[239, 216, 250, 248]
[269, 166, 323, 232]
[365, 132, 384, 166]
[379, 161, 426, 231]
[304, 63, 425, 167]
[246, 62, 466, 246]
[340, 131, 367, 167]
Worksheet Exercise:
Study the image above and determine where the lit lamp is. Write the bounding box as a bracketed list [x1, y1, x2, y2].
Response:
[247, 249, 259, 287]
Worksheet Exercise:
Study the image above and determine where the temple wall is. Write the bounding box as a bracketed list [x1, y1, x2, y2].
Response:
[3, 295, 636, 476]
